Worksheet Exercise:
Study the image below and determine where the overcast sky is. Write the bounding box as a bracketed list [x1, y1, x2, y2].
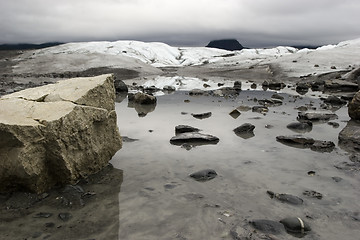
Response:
[1, 0, 359, 47]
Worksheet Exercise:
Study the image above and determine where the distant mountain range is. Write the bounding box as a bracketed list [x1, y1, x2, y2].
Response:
[0, 42, 64, 50]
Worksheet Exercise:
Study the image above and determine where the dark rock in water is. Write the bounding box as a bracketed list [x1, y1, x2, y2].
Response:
[170, 132, 219, 146]
[128, 92, 157, 105]
[280, 217, 311, 236]
[252, 106, 269, 114]
[323, 95, 347, 105]
[237, 105, 252, 112]
[192, 112, 212, 119]
[58, 212, 72, 222]
[328, 121, 340, 128]
[233, 81, 242, 90]
[190, 169, 217, 181]
[258, 98, 283, 106]
[189, 89, 205, 96]
[234, 123, 255, 139]
[206, 39, 244, 51]
[348, 91, 360, 120]
[181, 143, 193, 150]
[250, 219, 285, 234]
[276, 135, 315, 148]
[271, 93, 284, 100]
[332, 176, 343, 182]
[338, 120, 360, 153]
[296, 82, 310, 95]
[267, 191, 304, 205]
[310, 140, 335, 152]
[211, 87, 240, 98]
[122, 136, 139, 142]
[303, 190, 323, 199]
[114, 79, 128, 93]
[287, 122, 313, 133]
[298, 111, 338, 121]
[324, 79, 358, 92]
[229, 109, 241, 119]
[175, 125, 200, 134]
[250, 83, 257, 89]
[163, 85, 176, 92]
[33, 212, 53, 218]
[262, 80, 286, 90]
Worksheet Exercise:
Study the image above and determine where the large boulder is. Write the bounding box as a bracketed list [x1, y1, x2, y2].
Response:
[348, 90, 360, 120]
[0, 74, 122, 193]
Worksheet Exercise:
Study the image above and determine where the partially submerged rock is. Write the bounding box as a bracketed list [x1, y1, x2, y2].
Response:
[339, 120, 360, 152]
[280, 217, 311, 236]
[170, 132, 219, 146]
[324, 79, 358, 92]
[233, 123, 255, 139]
[276, 135, 335, 152]
[348, 91, 360, 120]
[0, 74, 122, 193]
[191, 112, 212, 119]
[128, 92, 157, 105]
[287, 122, 313, 133]
[175, 125, 200, 134]
[189, 169, 217, 181]
[267, 191, 304, 205]
[298, 110, 338, 121]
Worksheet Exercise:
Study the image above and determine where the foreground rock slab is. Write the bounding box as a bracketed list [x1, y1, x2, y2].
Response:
[0, 74, 122, 193]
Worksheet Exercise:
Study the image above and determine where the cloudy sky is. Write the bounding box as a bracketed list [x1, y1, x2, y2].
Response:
[1, 0, 359, 47]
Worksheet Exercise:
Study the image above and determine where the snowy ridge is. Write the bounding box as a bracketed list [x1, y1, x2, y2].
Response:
[24, 38, 360, 77]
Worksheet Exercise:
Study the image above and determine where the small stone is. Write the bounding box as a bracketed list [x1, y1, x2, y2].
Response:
[307, 171, 316, 176]
[190, 169, 217, 182]
[328, 122, 340, 128]
[287, 122, 313, 133]
[34, 212, 53, 218]
[332, 176, 342, 182]
[310, 140, 335, 152]
[58, 213, 72, 222]
[250, 219, 285, 234]
[233, 123, 255, 139]
[170, 132, 219, 146]
[229, 109, 241, 119]
[175, 125, 200, 134]
[233, 81, 242, 90]
[303, 190, 323, 199]
[191, 112, 212, 119]
[252, 106, 269, 114]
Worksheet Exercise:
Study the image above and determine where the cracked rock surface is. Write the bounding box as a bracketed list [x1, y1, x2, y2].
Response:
[0, 74, 122, 193]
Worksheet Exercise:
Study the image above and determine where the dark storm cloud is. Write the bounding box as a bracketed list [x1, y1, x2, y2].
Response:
[0, 0, 359, 47]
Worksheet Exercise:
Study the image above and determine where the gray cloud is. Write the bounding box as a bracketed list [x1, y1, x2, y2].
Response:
[0, 0, 359, 47]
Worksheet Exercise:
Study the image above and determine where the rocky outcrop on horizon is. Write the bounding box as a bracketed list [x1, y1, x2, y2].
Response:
[0, 74, 122, 193]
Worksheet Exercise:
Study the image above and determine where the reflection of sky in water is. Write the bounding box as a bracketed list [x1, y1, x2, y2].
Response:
[112, 89, 359, 240]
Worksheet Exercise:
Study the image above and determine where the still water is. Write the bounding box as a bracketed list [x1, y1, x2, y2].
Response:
[111, 86, 360, 240]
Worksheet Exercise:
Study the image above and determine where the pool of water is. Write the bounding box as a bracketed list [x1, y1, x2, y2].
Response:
[111, 86, 360, 240]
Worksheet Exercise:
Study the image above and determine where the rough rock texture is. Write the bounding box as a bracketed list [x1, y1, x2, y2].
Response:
[339, 120, 360, 152]
[0, 74, 122, 193]
[348, 91, 360, 120]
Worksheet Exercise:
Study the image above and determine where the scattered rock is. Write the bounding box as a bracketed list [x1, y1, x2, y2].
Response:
[328, 122, 340, 128]
[163, 85, 176, 92]
[58, 212, 72, 222]
[267, 191, 304, 205]
[192, 112, 212, 119]
[280, 217, 311, 235]
[237, 105, 252, 112]
[258, 98, 283, 106]
[170, 132, 219, 146]
[308, 171, 316, 176]
[271, 93, 284, 100]
[229, 109, 241, 119]
[252, 106, 269, 114]
[114, 79, 128, 93]
[175, 125, 200, 134]
[332, 176, 342, 182]
[250, 219, 285, 235]
[323, 95, 347, 105]
[276, 135, 315, 148]
[286, 122, 313, 133]
[233, 123, 255, 139]
[233, 81, 242, 90]
[310, 140, 335, 152]
[298, 111, 338, 121]
[338, 120, 360, 152]
[189, 169, 217, 181]
[303, 190, 323, 199]
[122, 136, 139, 142]
[250, 83, 257, 89]
[324, 80, 358, 92]
[128, 92, 157, 105]
[262, 80, 286, 90]
[189, 89, 205, 96]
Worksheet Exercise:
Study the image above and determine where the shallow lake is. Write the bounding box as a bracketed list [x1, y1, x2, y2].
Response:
[111, 84, 360, 240]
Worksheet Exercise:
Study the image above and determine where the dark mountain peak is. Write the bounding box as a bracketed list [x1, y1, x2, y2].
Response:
[206, 39, 244, 51]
